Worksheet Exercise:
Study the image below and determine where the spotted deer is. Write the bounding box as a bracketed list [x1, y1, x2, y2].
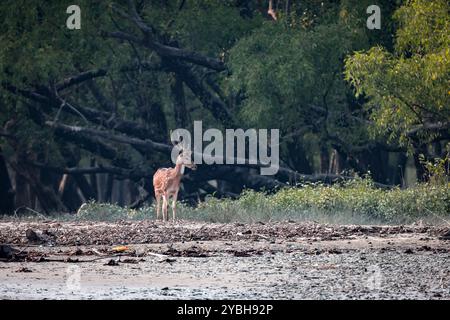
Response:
[153, 145, 196, 222]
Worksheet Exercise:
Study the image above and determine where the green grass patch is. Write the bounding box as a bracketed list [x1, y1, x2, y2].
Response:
[4, 179, 449, 225]
[74, 178, 450, 224]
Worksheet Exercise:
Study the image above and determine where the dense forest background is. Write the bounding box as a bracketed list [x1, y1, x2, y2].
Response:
[0, 0, 448, 214]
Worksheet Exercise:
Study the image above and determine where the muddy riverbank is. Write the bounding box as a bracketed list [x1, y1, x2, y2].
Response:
[0, 220, 449, 299]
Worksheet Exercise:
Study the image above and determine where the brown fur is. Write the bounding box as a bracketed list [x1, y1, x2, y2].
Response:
[153, 151, 196, 221]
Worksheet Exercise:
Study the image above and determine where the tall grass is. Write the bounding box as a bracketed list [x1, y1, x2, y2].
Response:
[73, 178, 450, 225]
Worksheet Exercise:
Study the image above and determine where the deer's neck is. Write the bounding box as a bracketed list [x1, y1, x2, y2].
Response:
[174, 163, 185, 177]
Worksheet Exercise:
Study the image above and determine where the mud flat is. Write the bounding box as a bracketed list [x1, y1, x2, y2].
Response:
[0, 220, 449, 299]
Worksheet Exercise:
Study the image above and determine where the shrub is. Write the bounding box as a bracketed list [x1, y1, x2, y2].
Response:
[185, 178, 449, 224]
[71, 178, 449, 224]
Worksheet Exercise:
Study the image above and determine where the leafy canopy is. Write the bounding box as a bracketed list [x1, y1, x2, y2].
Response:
[344, 0, 450, 147]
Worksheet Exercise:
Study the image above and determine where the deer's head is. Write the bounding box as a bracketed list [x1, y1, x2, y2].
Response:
[172, 135, 197, 171]
[176, 148, 197, 170]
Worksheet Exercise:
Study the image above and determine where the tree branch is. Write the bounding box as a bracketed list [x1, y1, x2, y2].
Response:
[45, 121, 172, 154]
[85, 80, 115, 112]
[56, 68, 107, 91]
[6, 82, 154, 140]
[29, 161, 151, 180]
[102, 30, 226, 71]
[2, 83, 49, 104]
[406, 121, 450, 137]
[167, 60, 234, 124]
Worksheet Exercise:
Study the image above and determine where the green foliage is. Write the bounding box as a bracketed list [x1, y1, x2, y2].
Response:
[229, 21, 361, 128]
[172, 0, 262, 56]
[268, 180, 449, 222]
[0, 0, 448, 213]
[226, 1, 394, 169]
[0, 0, 264, 164]
[72, 180, 449, 224]
[394, 0, 449, 54]
[344, 0, 450, 146]
[0, 0, 113, 86]
[419, 144, 450, 186]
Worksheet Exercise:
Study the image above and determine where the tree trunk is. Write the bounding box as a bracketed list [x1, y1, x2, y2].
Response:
[59, 174, 82, 212]
[74, 174, 97, 201]
[360, 146, 389, 184]
[320, 147, 330, 174]
[171, 74, 189, 128]
[0, 149, 14, 214]
[104, 173, 114, 203]
[11, 161, 67, 214]
[14, 169, 30, 209]
[89, 157, 98, 198]
[388, 152, 407, 187]
[413, 148, 428, 182]
[329, 149, 341, 174]
[286, 141, 312, 174]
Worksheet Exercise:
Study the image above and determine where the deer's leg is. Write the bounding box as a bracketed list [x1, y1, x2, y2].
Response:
[162, 194, 168, 221]
[155, 192, 161, 220]
[172, 191, 179, 223]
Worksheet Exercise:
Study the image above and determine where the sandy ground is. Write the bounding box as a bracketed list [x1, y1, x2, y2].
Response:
[0, 220, 449, 299]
